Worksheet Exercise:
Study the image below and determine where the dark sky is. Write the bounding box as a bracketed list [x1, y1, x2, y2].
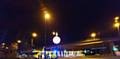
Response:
[0, 0, 120, 46]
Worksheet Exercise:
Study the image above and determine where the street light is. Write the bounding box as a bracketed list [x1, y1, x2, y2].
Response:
[113, 16, 120, 32]
[31, 32, 37, 48]
[114, 22, 120, 31]
[114, 16, 119, 21]
[43, 10, 51, 47]
[111, 16, 120, 55]
[16, 40, 21, 50]
[44, 11, 51, 20]
[52, 32, 58, 36]
[90, 32, 96, 38]
[17, 40, 21, 44]
[52, 32, 56, 35]
[32, 32, 38, 38]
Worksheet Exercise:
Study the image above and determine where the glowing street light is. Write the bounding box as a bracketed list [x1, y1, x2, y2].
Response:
[114, 16, 119, 21]
[90, 32, 96, 38]
[114, 23, 120, 28]
[17, 40, 21, 43]
[32, 32, 38, 38]
[31, 32, 38, 47]
[44, 11, 51, 21]
[52, 32, 58, 36]
[43, 10, 51, 47]
[52, 32, 56, 35]
[113, 16, 120, 32]
[90, 32, 97, 40]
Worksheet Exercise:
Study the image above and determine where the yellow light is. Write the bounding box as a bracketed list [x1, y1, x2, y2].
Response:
[90, 32, 96, 38]
[82, 38, 100, 42]
[44, 11, 51, 20]
[12, 43, 18, 49]
[115, 19, 119, 23]
[79, 41, 103, 46]
[32, 32, 37, 37]
[114, 22, 120, 28]
[17, 40, 21, 43]
[114, 16, 119, 21]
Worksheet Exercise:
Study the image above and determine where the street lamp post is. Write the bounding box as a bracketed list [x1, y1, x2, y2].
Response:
[113, 16, 120, 36]
[44, 10, 51, 47]
[111, 16, 120, 56]
[113, 16, 120, 43]
[90, 32, 96, 40]
[31, 32, 37, 48]
[16, 40, 22, 50]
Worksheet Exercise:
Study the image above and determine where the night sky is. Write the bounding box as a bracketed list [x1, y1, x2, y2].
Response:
[0, 0, 120, 47]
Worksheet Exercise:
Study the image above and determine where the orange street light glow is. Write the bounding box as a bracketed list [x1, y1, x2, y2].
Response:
[32, 32, 38, 38]
[82, 38, 100, 42]
[90, 32, 96, 38]
[114, 16, 119, 21]
[44, 11, 51, 20]
[79, 41, 103, 46]
[114, 22, 120, 28]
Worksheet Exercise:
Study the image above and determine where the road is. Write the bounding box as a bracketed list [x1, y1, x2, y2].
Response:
[58, 56, 120, 59]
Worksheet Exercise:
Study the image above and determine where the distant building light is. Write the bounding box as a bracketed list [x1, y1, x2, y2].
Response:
[5, 47, 8, 49]
[2, 43, 5, 46]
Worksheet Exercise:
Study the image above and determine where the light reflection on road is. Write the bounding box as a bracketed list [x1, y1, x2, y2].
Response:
[58, 56, 120, 59]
